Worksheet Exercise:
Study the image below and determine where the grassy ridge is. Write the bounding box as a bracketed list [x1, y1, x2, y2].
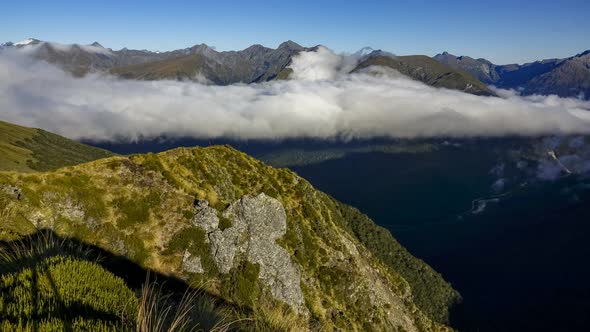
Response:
[0, 120, 114, 172]
[0, 145, 456, 330]
[0, 119, 459, 327]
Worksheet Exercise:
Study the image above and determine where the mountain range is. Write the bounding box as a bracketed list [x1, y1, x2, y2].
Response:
[0, 38, 543, 97]
[110, 41, 309, 84]
[0, 38, 309, 83]
[3, 38, 589, 99]
[434, 50, 590, 99]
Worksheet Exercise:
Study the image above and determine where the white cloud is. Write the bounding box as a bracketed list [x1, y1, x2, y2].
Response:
[288, 46, 359, 80]
[1, 47, 590, 142]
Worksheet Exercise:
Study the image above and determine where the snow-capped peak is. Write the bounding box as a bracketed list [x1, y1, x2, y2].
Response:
[354, 47, 375, 57]
[14, 38, 37, 46]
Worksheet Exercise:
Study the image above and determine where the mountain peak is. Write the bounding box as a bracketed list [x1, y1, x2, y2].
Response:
[366, 49, 396, 59]
[190, 43, 214, 53]
[354, 46, 375, 57]
[278, 40, 303, 50]
[90, 41, 103, 48]
[244, 44, 268, 51]
[14, 38, 40, 46]
[435, 51, 456, 58]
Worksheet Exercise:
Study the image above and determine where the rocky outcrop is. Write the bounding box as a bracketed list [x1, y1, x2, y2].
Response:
[1, 185, 22, 200]
[192, 193, 306, 313]
[182, 250, 204, 274]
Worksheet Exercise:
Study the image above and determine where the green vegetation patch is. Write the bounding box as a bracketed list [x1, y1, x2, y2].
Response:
[113, 191, 160, 229]
[48, 173, 108, 220]
[0, 255, 137, 331]
[165, 226, 218, 276]
[221, 260, 260, 307]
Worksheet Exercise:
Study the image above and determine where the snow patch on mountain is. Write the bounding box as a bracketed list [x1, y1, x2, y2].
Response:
[14, 38, 36, 46]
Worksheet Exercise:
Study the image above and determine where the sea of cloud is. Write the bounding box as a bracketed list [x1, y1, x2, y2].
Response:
[1, 46, 590, 142]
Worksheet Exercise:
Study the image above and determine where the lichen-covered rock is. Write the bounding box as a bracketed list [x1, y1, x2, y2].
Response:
[1, 184, 22, 200]
[182, 250, 204, 274]
[55, 196, 86, 221]
[208, 227, 241, 273]
[192, 199, 218, 234]
[193, 193, 306, 313]
[225, 194, 306, 313]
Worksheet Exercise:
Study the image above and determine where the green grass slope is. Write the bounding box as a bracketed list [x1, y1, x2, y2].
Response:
[0, 145, 457, 331]
[0, 120, 114, 172]
[354, 55, 495, 96]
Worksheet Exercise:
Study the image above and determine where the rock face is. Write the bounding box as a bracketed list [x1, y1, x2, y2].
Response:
[192, 193, 305, 312]
[182, 250, 204, 274]
[1, 185, 22, 200]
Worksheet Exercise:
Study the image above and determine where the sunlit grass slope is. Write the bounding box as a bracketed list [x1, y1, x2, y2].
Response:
[0, 120, 114, 172]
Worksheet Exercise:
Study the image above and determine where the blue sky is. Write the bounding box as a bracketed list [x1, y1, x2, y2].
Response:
[1, 0, 588, 64]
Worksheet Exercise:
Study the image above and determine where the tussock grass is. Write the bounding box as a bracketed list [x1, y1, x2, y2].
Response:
[136, 273, 236, 332]
[0, 231, 240, 332]
[250, 299, 304, 332]
[0, 230, 95, 273]
[0, 232, 137, 331]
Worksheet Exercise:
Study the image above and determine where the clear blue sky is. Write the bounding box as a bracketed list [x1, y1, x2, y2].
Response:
[1, 0, 588, 64]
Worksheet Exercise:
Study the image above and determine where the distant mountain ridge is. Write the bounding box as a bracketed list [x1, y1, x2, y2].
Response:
[111, 40, 310, 84]
[434, 50, 590, 99]
[4, 37, 589, 98]
[1, 38, 493, 95]
[353, 52, 495, 96]
[0, 38, 309, 83]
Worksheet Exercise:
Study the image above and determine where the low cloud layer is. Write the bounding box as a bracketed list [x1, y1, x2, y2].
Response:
[1, 47, 590, 142]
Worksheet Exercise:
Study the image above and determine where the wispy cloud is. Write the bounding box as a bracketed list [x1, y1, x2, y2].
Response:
[1, 47, 590, 142]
